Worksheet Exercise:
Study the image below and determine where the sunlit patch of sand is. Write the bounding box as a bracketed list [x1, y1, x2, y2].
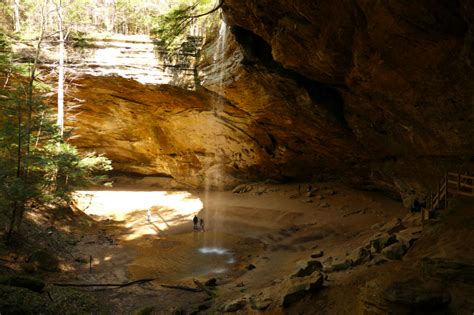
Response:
[73, 191, 203, 240]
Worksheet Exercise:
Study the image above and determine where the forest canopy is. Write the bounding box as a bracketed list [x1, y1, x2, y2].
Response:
[1, 0, 217, 38]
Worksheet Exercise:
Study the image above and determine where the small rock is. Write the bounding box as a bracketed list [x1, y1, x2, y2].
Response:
[331, 260, 352, 272]
[246, 264, 256, 270]
[305, 191, 314, 197]
[311, 251, 324, 259]
[302, 198, 313, 203]
[232, 184, 253, 194]
[222, 297, 247, 312]
[236, 282, 245, 287]
[250, 292, 272, 311]
[315, 195, 324, 200]
[319, 202, 330, 208]
[205, 278, 217, 287]
[272, 279, 282, 285]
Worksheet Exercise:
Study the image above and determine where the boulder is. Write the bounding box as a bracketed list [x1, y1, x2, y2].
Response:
[396, 226, 422, 249]
[281, 272, 324, 307]
[382, 243, 406, 260]
[249, 292, 272, 311]
[380, 218, 404, 234]
[222, 297, 247, 312]
[369, 233, 398, 253]
[291, 260, 323, 278]
[323, 258, 352, 273]
[348, 247, 371, 266]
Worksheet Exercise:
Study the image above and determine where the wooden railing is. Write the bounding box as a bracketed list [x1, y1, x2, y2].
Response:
[424, 172, 474, 219]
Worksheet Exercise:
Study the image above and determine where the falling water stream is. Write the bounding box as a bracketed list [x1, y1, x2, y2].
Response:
[200, 19, 232, 274]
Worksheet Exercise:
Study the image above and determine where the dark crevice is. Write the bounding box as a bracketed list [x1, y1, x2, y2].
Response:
[230, 25, 348, 128]
[108, 170, 174, 178]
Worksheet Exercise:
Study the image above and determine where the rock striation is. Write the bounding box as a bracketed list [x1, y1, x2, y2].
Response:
[67, 1, 473, 198]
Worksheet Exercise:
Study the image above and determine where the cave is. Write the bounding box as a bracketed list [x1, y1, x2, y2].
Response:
[0, 0, 473, 314]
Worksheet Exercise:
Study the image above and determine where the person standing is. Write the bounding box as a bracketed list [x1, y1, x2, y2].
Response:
[193, 215, 199, 230]
[146, 209, 151, 222]
[200, 218, 205, 232]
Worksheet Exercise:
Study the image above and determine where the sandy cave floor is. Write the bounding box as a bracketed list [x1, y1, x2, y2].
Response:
[12, 181, 423, 314]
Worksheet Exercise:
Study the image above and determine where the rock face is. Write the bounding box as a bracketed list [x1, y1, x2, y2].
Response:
[67, 76, 275, 188]
[67, 1, 473, 195]
[215, 0, 474, 195]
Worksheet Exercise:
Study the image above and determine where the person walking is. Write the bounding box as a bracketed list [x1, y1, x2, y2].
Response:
[200, 218, 205, 232]
[146, 209, 151, 222]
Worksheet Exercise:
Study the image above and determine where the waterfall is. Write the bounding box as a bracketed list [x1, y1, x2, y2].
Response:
[202, 19, 228, 247]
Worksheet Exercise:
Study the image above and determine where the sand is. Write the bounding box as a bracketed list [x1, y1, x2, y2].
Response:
[52, 181, 410, 313]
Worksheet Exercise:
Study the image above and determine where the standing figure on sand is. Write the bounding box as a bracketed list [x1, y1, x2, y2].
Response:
[146, 209, 151, 222]
[192, 214, 205, 232]
[193, 214, 198, 230]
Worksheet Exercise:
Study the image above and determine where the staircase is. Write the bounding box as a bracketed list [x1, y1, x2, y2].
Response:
[423, 172, 474, 220]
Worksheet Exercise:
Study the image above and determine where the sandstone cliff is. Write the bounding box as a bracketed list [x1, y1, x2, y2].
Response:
[67, 1, 473, 204]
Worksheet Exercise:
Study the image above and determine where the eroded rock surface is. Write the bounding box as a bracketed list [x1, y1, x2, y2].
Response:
[67, 1, 473, 196]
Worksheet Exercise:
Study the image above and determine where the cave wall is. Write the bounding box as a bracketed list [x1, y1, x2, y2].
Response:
[212, 0, 474, 203]
[67, 1, 474, 204]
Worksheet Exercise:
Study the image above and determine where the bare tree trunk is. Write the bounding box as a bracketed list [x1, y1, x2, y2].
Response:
[13, 0, 21, 32]
[15, 0, 48, 234]
[55, 0, 65, 137]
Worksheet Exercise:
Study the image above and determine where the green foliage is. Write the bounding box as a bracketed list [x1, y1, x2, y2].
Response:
[37, 141, 112, 204]
[151, 3, 198, 48]
[0, 46, 112, 238]
[151, 0, 218, 49]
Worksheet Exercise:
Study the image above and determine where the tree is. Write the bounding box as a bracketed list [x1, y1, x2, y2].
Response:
[13, 0, 21, 32]
[0, 8, 112, 243]
[151, 0, 222, 48]
[53, 0, 65, 137]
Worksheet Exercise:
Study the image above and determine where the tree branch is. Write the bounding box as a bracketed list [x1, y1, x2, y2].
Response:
[188, 0, 224, 19]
